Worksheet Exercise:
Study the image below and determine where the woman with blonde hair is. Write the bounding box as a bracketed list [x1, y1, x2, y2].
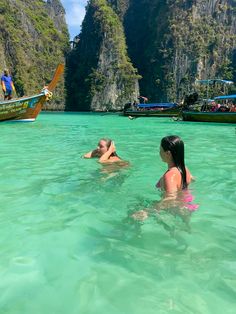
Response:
[83, 138, 122, 163]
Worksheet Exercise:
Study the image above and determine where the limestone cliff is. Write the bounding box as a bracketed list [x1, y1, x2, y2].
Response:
[67, 0, 235, 109]
[65, 0, 140, 111]
[0, 0, 69, 109]
[124, 0, 236, 101]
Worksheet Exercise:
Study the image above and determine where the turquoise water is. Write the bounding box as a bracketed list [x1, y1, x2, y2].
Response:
[0, 113, 235, 314]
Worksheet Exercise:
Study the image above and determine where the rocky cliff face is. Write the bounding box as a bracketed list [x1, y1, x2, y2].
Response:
[65, 0, 140, 111]
[108, 0, 130, 20]
[67, 0, 235, 109]
[0, 0, 234, 110]
[46, 0, 66, 32]
[124, 0, 236, 102]
[0, 0, 69, 109]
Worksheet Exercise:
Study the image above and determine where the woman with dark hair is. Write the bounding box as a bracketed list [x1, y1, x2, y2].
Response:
[83, 138, 122, 163]
[132, 135, 197, 221]
[156, 135, 193, 193]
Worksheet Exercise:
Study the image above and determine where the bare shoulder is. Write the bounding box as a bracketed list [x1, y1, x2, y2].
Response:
[164, 167, 179, 178]
[162, 167, 180, 184]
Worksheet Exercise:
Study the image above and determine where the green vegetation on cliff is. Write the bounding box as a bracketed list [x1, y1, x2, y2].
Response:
[3, 0, 232, 110]
[0, 0, 69, 108]
[66, 0, 139, 111]
[124, 0, 235, 102]
[165, 0, 235, 100]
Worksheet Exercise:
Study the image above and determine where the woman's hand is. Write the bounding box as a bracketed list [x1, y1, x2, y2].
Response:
[109, 141, 116, 153]
[99, 142, 115, 163]
[131, 210, 148, 221]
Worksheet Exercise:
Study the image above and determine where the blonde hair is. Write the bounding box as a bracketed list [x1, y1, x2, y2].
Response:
[100, 138, 118, 157]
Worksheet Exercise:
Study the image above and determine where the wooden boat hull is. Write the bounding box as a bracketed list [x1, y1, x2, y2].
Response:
[123, 108, 180, 117]
[182, 111, 236, 123]
[0, 63, 64, 122]
[0, 93, 46, 122]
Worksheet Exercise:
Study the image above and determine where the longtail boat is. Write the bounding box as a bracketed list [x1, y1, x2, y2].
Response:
[181, 79, 236, 123]
[123, 102, 181, 117]
[182, 110, 236, 123]
[0, 64, 64, 122]
[182, 94, 236, 123]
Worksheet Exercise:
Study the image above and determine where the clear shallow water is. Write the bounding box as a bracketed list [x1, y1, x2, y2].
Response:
[0, 113, 235, 314]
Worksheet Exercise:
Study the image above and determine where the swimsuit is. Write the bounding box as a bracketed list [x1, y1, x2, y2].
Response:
[156, 174, 198, 212]
[182, 190, 199, 212]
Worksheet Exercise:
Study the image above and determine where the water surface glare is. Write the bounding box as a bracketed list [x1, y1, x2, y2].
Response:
[0, 113, 235, 314]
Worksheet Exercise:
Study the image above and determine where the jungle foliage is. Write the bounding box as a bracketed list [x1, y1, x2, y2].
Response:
[123, 0, 235, 102]
[0, 0, 69, 108]
[65, 0, 139, 111]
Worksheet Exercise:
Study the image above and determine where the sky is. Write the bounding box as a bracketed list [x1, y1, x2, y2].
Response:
[60, 0, 87, 39]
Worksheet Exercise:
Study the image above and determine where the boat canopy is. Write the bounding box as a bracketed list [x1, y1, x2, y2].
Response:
[196, 79, 234, 85]
[214, 94, 236, 100]
[137, 102, 178, 109]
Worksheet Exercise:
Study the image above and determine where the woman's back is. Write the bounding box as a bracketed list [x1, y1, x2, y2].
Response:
[158, 166, 192, 193]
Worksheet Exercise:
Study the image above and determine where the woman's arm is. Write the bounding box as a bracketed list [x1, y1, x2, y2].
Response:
[186, 168, 195, 183]
[83, 149, 99, 158]
[83, 151, 93, 158]
[163, 171, 178, 194]
[131, 172, 176, 221]
[132, 195, 178, 221]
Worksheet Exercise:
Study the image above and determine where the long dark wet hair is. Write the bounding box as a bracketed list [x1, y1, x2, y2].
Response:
[101, 138, 118, 157]
[161, 135, 187, 189]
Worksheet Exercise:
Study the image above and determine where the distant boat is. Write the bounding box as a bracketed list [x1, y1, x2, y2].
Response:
[182, 79, 236, 123]
[182, 108, 236, 124]
[123, 102, 181, 117]
[0, 64, 64, 122]
[182, 95, 236, 123]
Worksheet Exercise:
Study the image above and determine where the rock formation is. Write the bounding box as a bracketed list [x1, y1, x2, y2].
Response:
[66, 0, 235, 110]
[65, 0, 140, 111]
[0, 0, 69, 109]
